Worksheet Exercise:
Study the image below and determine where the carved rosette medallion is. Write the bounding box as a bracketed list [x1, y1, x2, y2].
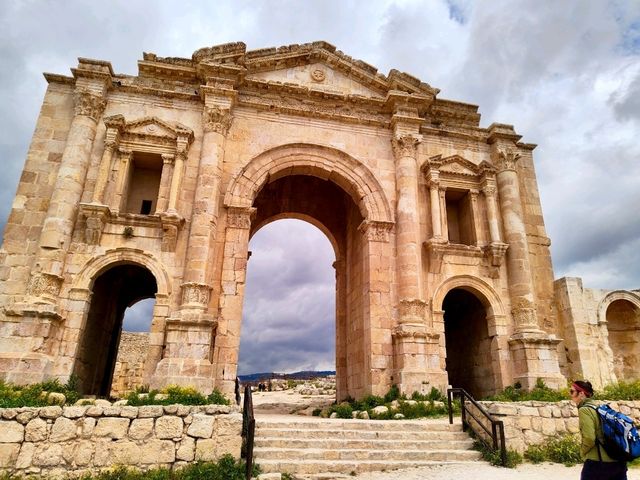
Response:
[74, 90, 107, 122]
[181, 282, 212, 307]
[495, 148, 522, 173]
[203, 105, 233, 135]
[391, 134, 422, 159]
[357, 220, 394, 243]
[310, 68, 326, 82]
[226, 206, 256, 230]
[27, 272, 64, 300]
[398, 299, 428, 324]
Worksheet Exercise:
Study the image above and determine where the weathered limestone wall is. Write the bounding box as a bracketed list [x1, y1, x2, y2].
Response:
[475, 400, 640, 453]
[555, 277, 640, 388]
[0, 404, 241, 476]
[110, 332, 150, 398]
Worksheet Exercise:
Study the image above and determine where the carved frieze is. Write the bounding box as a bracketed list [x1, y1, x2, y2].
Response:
[203, 105, 233, 135]
[74, 90, 106, 121]
[79, 203, 111, 245]
[358, 220, 394, 243]
[226, 206, 256, 229]
[27, 272, 63, 300]
[391, 134, 421, 158]
[181, 282, 212, 307]
[398, 299, 428, 323]
[511, 298, 539, 331]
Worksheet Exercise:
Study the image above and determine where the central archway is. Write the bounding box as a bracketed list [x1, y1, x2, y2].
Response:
[215, 144, 394, 399]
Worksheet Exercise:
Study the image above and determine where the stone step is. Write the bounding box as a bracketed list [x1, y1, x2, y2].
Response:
[255, 418, 459, 432]
[256, 459, 482, 475]
[255, 427, 469, 441]
[254, 447, 481, 462]
[254, 437, 475, 450]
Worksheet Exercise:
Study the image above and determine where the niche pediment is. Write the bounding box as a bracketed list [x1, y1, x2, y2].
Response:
[124, 117, 192, 141]
[428, 154, 480, 177]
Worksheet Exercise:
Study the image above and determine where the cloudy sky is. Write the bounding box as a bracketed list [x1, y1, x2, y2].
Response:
[1, 1, 639, 374]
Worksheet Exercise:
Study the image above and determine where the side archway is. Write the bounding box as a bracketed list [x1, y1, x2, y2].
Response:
[598, 290, 640, 381]
[432, 275, 509, 397]
[63, 248, 172, 395]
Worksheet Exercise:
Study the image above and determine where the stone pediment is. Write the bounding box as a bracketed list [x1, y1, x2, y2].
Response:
[124, 117, 192, 140]
[429, 154, 480, 177]
[246, 62, 385, 99]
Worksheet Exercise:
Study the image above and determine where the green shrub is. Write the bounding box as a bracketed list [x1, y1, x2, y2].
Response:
[126, 385, 229, 406]
[524, 435, 582, 466]
[486, 378, 567, 402]
[411, 387, 445, 402]
[311, 408, 322, 416]
[0, 376, 80, 408]
[473, 440, 522, 468]
[595, 380, 640, 401]
[383, 384, 401, 403]
[333, 403, 353, 419]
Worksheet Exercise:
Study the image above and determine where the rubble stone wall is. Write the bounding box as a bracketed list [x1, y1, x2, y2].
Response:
[110, 332, 150, 398]
[475, 400, 640, 453]
[0, 404, 242, 476]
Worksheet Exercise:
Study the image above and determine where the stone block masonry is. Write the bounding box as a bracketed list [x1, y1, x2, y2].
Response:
[474, 400, 640, 453]
[0, 404, 241, 476]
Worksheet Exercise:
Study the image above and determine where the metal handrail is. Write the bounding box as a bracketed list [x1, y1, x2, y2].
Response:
[241, 385, 255, 480]
[447, 387, 506, 466]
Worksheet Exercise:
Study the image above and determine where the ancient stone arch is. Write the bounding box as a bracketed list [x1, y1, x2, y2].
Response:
[599, 290, 640, 381]
[432, 275, 509, 395]
[224, 142, 393, 224]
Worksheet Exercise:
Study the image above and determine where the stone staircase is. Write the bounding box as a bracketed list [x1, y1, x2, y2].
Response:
[253, 415, 482, 476]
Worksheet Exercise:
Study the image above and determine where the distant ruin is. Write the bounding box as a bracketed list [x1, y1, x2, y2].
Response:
[0, 41, 637, 400]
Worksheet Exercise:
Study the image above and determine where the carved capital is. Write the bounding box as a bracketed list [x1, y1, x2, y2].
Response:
[494, 147, 522, 173]
[391, 134, 422, 158]
[161, 153, 176, 165]
[159, 212, 184, 252]
[181, 282, 212, 308]
[482, 184, 497, 197]
[27, 272, 63, 301]
[357, 220, 394, 243]
[74, 90, 106, 121]
[104, 114, 125, 130]
[203, 105, 233, 135]
[226, 206, 256, 229]
[423, 239, 447, 274]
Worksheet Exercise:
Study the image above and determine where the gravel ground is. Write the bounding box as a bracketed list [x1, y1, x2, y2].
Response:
[355, 462, 640, 480]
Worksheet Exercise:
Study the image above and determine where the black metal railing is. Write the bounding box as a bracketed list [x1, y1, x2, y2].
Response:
[447, 387, 506, 466]
[241, 385, 255, 480]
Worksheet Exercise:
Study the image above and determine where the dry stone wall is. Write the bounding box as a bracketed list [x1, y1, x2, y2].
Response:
[110, 332, 150, 398]
[476, 400, 640, 453]
[0, 404, 242, 476]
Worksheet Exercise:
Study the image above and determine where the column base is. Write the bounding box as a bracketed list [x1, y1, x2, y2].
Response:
[508, 331, 566, 390]
[0, 352, 56, 385]
[150, 358, 216, 393]
[392, 323, 445, 395]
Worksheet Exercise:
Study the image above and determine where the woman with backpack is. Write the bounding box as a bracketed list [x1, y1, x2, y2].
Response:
[571, 380, 628, 480]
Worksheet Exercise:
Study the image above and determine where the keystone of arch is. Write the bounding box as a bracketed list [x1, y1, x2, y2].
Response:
[72, 247, 171, 299]
[223, 143, 393, 224]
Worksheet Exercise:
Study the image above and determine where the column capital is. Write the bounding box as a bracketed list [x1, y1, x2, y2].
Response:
[493, 147, 522, 173]
[74, 89, 107, 122]
[226, 206, 256, 229]
[426, 169, 440, 186]
[391, 133, 422, 159]
[161, 153, 175, 165]
[180, 282, 212, 309]
[358, 220, 394, 243]
[203, 105, 233, 135]
[118, 148, 133, 160]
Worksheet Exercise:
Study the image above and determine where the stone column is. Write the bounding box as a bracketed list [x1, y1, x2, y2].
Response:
[489, 125, 563, 389]
[333, 258, 348, 401]
[427, 171, 442, 240]
[156, 154, 175, 213]
[167, 150, 186, 213]
[469, 189, 484, 246]
[91, 115, 124, 205]
[112, 149, 133, 214]
[439, 187, 449, 241]
[483, 181, 502, 244]
[31, 88, 107, 298]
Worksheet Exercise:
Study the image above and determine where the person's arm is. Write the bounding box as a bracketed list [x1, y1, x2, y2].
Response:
[579, 407, 596, 458]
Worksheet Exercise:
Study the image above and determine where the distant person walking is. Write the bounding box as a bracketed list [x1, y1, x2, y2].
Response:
[570, 380, 628, 480]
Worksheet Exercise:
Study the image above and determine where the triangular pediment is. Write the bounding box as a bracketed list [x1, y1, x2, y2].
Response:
[125, 117, 192, 139]
[430, 155, 480, 177]
[246, 62, 386, 98]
